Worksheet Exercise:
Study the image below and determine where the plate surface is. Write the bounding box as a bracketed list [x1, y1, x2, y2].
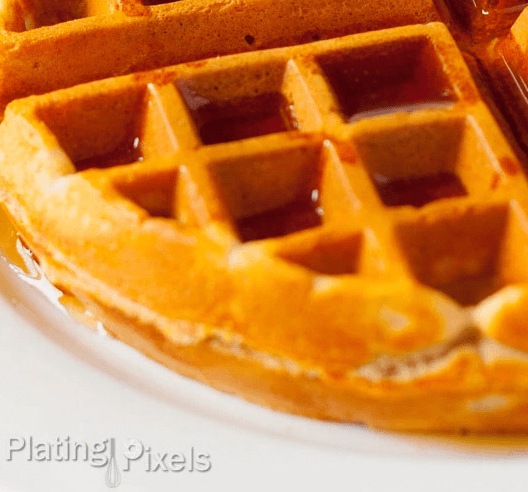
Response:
[1, 245, 528, 492]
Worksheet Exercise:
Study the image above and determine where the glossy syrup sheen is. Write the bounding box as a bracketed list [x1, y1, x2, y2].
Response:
[235, 192, 323, 242]
[318, 38, 457, 122]
[444, 0, 528, 38]
[193, 92, 299, 145]
[0, 205, 28, 273]
[74, 135, 143, 172]
[0, 206, 105, 332]
[373, 172, 468, 207]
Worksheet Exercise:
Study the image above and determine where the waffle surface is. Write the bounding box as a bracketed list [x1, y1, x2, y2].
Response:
[2, 1, 528, 432]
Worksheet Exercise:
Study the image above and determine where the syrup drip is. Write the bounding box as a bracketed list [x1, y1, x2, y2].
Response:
[0, 206, 107, 334]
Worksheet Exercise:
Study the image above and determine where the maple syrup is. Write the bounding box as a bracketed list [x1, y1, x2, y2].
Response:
[235, 191, 323, 242]
[0, 205, 105, 332]
[0, 206, 30, 273]
[445, 0, 528, 39]
[372, 172, 468, 207]
[183, 92, 299, 145]
[318, 38, 457, 122]
[74, 135, 143, 172]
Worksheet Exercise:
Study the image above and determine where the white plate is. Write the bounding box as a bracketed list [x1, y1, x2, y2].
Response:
[1, 246, 528, 492]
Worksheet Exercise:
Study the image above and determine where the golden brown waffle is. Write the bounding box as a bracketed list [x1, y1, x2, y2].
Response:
[0, 0, 443, 114]
[3, 1, 528, 432]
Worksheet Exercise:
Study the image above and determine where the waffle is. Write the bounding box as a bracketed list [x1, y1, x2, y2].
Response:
[3, 2, 528, 432]
[0, 0, 442, 115]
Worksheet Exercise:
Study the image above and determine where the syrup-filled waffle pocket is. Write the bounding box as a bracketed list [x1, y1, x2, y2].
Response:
[4, 11, 528, 431]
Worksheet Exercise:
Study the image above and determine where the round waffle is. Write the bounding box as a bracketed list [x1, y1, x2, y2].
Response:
[2, 1, 528, 432]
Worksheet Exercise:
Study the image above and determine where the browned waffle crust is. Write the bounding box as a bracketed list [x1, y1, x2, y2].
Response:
[2, 0, 528, 432]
